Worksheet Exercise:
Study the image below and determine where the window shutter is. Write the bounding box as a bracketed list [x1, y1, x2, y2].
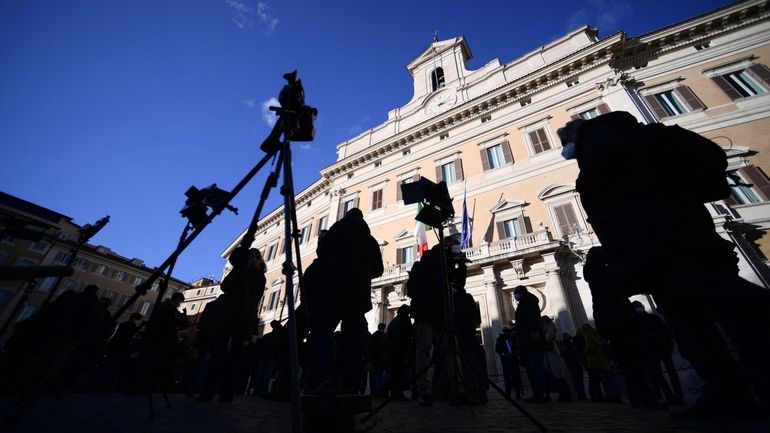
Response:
[711, 75, 742, 100]
[739, 165, 770, 200]
[746, 64, 770, 88]
[570, 114, 580, 120]
[496, 221, 506, 240]
[480, 148, 490, 171]
[397, 181, 403, 201]
[596, 103, 611, 114]
[643, 94, 669, 120]
[396, 248, 403, 265]
[306, 223, 313, 240]
[523, 216, 533, 233]
[501, 140, 513, 164]
[337, 202, 345, 220]
[353, 197, 360, 210]
[675, 86, 705, 111]
[554, 204, 578, 236]
[528, 131, 542, 154]
[454, 159, 464, 181]
[435, 165, 443, 183]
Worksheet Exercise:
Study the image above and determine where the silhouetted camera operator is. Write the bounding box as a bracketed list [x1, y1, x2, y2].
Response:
[407, 236, 468, 406]
[307, 208, 383, 392]
[558, 112, 770, 425]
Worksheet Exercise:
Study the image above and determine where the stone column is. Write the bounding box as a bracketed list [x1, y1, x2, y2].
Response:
[542, 252, 576, 335]
[482, 265, 502, 377]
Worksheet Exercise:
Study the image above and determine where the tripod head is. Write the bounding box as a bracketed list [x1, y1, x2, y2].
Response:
[260, 70, 318, 155]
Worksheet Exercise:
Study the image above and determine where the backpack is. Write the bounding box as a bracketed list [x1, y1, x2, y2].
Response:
[646, 123, 729, 203]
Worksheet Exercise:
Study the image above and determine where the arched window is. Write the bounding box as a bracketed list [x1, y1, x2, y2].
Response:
[431, 67, 445, 91]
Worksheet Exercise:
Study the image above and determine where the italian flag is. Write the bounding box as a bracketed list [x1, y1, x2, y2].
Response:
[414, 203, 430, 257]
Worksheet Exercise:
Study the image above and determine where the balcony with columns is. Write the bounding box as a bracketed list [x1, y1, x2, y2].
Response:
[372, 228, 561, 287]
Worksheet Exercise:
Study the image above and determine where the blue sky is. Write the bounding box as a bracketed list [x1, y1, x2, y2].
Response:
[1, 0, 732, 282]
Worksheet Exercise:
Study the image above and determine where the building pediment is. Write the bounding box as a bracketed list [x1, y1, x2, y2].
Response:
[407, 36, 472, 74]
[538, 184, 576, 200]
[394, 229, 414, 241]
[490, 199, 528, 213]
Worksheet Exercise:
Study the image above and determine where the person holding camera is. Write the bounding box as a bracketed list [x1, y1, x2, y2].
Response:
[558, 112, 770, 425]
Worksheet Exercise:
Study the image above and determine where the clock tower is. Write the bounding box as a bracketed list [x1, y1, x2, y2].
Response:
[405, 36, 473, 113]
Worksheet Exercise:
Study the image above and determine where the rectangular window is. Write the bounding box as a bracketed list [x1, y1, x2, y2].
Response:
[486, 144, 505, 169]
[553, 203, 580, 237]
[579, 109, 599, 120]
[28, 242, 48, 253]
[113, 271, 126, 282]
[132, 276, 145, 286]
[196, 289, 202, 296]
[102, 290, 118, 303]
[528, 128, 552, 154]
[191, 303, 197, 312]
[36, 277, 58, 294]
[727, 172, 761, 205]
[73, 258, 91, 269]
[396, 246, 415, 265]
[503, 218, 522, 239]
[16, 304, 39, 322]
[266, 243, 278, 261]
[299, 226, 311, 244]
[95, 265, 109, 276]
[441, 162, 457, 184]
[55, 252, 71, 263]
[317, 216, 328, 234]
[210, 287, 216, 294]
[344, 199, 356, 213]
[139, 301, 153, 316]
[269, 291, 280, 310]
[439, 133, 449, 140]
[723, 70, 767, 98]
[480, 114, 492, 123]
[655, 91, 688, 117]
[371, 189, 383, 210]
[62, 279, 77, 291]
[15, 258, 36, 267]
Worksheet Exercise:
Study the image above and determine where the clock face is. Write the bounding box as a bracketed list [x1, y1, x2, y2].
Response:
[425, 92, 457, 116]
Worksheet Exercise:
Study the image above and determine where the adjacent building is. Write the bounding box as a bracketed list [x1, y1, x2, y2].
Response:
[180, 277, 222, 316]
[0, 191, 191, 339]
[223, 0, 770, 375]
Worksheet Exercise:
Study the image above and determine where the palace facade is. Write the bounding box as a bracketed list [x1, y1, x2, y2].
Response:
[223, 0, 770, 375]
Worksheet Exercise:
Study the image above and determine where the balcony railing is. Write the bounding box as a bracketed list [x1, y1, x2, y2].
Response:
[464, 229, 554, 261]
[372, 229, 556, 285]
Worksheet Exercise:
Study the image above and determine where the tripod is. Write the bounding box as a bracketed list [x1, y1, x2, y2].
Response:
[361, 225, 548, 433]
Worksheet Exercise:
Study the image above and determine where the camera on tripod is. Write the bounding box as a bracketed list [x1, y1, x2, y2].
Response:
[260, 70, 318, 155]
[400, 176, 454, 228]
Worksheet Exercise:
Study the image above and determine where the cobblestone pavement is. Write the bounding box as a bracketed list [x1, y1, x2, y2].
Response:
[0, 392, 697, 433]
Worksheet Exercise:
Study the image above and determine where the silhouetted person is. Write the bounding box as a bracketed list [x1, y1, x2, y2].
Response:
[200, 247, 266, 402]
[365, 323, 388, 397]
[310, 208, 383, 391]
[631, 300, 684, 406]
[559, 333, 586, 400]
[513, 285, 546, 403]
[407, 237, 465, 406]
[385, 304, 413, 400]
[453, 282, 486, 405]
[143, 291, 187, 393]
[542, 316, 571, 402]
[496, 327, 522, 400]
[560, 112, 770, 424]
